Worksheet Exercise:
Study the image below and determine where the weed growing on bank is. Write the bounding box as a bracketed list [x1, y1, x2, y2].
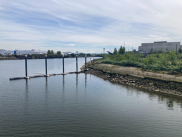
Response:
[101, 50, 182, 72]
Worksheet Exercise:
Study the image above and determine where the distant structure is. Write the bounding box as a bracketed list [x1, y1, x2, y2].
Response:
[107, 51, 113, 55]
[138, 41, 181, 53]
[103, 48, 105, 54]
[0, 49, 46, 55]
[63, 52, 71, 56]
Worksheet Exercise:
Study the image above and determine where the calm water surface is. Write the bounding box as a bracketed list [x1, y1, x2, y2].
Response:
[0, 58, 182, 137]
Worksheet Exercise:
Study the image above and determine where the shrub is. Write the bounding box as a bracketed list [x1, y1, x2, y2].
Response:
[102, 49, 182, 72]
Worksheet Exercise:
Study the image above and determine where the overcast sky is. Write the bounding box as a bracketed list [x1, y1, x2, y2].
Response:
[0, 0, 182, 53]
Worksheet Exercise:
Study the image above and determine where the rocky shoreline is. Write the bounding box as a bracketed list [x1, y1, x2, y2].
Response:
[84, 65, 182, 97]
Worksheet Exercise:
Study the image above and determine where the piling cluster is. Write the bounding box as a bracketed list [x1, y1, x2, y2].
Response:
[10, 55, 88, 80]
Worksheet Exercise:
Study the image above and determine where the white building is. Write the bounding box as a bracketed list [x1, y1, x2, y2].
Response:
[0, 49, 46, 55]
[63, 52, 71, 56]
[0, 49, 13, 55]
[138, 41, 181, 53]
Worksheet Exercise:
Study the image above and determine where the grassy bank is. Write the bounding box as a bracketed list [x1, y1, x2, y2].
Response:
[98, 51, 182, 73]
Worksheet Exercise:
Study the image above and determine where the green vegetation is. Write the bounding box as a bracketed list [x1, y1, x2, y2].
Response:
[57, 51, 61, 55]
[51, 50, 54, 55]
[47, 50, 51, 55]
[70, 53, 76, 57]
[113, 48, 118, 55]
[118, 46, 125, 54]
[47, 50, 54, 55]
[100, 47, 182, 73]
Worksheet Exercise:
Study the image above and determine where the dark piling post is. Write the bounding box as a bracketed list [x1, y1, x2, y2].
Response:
[25, 55, 28, 78]
[45, 55, 49, 76]
[85, 55, 87, 70]
[63, 54, 65, 74]
[76, 55, 78, 72]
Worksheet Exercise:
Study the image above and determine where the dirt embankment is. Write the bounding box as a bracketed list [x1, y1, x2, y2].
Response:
[0, 56, 18, 60]
[82, 62, 182, 97]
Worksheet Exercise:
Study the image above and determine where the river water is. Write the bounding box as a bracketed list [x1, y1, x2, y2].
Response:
[0, 58, 182, 137]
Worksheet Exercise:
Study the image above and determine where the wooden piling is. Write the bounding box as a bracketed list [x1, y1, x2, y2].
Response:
[45, 55, 49, 77]
[9, 55, 89, 80]
[85, 55, 87, 70]
[62, 54, 65, 74]
[76, 55, 78, 72]
[25, 55, 29, 79]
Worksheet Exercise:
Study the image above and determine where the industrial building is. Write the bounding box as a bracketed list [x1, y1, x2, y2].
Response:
[0, 49, 46, 55]
[138, 41, 181, 53]
[63, 52, 71, 56]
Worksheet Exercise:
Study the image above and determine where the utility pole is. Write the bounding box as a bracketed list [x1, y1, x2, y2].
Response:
[103, 48, 105, 58]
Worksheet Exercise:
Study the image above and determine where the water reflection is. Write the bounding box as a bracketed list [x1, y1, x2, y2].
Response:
[63, 75, 65, 91]
[45, 77, 48, 105]
[23, 73, 182, 112]
[25, 79, 28, 101]
[167, 99, 174, 109]
[5, 72, 182, 137]
[76, 73, 78, 88]
[85, 73, 87, 89]
[76, 74, 78, 102]
[24, 79, 29, 114]
[62, 75, 65, 104]
[121, 83, 182, 110]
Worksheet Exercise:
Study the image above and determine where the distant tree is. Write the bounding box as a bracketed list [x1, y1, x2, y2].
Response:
[47, 50, 51, 55]
[118, 46, 125, 54]
[150, 48, 154, 53]
[123, 47, 125, 54]
[113, 48, 118, 55]
[158, 50, 163, 53]
[80, 53, 84, 56]
[179, 48, 182, 53]
[50, 50, 54, 55]
[118, 46, 122, 54]
[57, 51, 61, 55]
[70, 53, 75, 57]
[87, 53, 91, 57]
[133, 49, 137, 53]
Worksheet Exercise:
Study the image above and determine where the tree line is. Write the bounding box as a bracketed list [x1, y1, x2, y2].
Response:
[113, 46, 126, 55]
[47, 50, 61, 55]
[46, 50, 102, 57]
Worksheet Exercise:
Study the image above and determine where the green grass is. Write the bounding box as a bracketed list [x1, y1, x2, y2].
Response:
[97, 51, 182, 73]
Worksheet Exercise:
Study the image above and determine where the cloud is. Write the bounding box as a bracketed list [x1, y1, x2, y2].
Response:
[148, 35, 158, 38]
[0, 0, 182, 52]
[67, 44, 75, 46]
[0, 6, 4, 10]
[83, 50, 96, 53]
[32, 42, 43, 44]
